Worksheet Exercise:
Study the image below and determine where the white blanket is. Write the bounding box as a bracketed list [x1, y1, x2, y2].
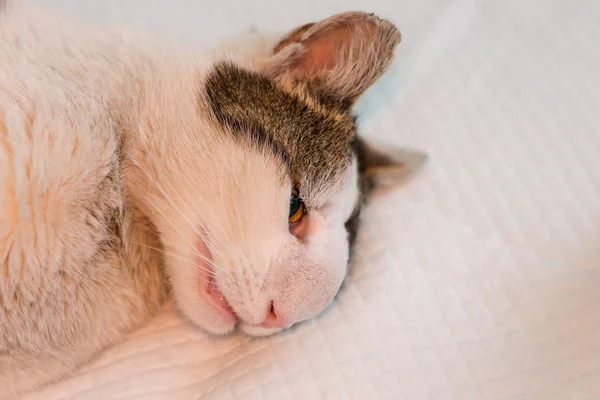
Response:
[22, 0, 600, 398]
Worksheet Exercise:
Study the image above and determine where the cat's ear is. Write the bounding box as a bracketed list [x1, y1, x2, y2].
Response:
[355, 137, 428, 199]
[266, 12, 401, 108]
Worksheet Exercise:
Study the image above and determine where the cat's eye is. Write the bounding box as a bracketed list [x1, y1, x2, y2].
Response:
[289, 191, 305, 224]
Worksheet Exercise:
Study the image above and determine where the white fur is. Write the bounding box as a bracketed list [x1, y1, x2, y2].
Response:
[0, 4, 365, 397]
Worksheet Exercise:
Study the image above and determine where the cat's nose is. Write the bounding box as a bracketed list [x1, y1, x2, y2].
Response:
[260, 301, 291, 329]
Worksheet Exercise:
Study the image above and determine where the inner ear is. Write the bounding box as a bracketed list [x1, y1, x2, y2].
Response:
[267, 12, 401, 108]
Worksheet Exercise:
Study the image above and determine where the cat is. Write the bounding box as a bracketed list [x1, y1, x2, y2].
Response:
[0, 0, 426, 398]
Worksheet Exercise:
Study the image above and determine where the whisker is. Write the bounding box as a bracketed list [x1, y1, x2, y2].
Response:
[157, 171, 209, 239]
[136, 171, 210, 248]
[158, 177, 235, 279]
[142, 172, 233, 277]
[166, 240, 223, 271]
[128, 183, 226, 275]
[133, 241, 218, 279]
[164, 240, 236, 287]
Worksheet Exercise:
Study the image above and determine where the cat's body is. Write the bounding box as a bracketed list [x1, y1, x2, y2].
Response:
[0, 2, 424, 398]
[0, 6, 174, 396]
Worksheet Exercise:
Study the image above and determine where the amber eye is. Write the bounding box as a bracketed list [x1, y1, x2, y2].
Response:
[289, 192, 305, 224]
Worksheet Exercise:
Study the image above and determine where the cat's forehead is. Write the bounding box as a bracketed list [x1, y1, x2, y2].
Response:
[203, 62, 357, 192]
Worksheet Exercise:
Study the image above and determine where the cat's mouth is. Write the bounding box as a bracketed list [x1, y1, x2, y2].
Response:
[195, 233, 238, 325]
[206, 275, 237, 322]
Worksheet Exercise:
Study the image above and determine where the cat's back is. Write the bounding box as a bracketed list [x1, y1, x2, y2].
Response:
[0, 4, 121, 279]
[0, 5, 166, 397]
[0, 3, 127, 382]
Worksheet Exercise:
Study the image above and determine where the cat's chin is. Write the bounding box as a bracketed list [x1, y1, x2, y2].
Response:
[198, 320, 238, 337]
[238, 323, 285, 337]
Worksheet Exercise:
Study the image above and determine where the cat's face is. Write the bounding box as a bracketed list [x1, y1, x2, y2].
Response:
[134, 12, 426, 336]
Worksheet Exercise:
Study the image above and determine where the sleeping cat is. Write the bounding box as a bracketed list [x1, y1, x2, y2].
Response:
[0, 0, 426, 398]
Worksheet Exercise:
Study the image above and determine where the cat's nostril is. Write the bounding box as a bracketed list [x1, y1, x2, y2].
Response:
[260, 301, 290, 329]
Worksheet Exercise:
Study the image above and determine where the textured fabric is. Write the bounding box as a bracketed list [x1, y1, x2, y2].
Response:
[23, 0, 600, 398]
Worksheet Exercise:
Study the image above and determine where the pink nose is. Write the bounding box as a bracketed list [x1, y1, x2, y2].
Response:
[260, 302, 291, 329]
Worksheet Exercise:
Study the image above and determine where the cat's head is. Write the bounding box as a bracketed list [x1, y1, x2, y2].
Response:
[132, 12, 426, 336]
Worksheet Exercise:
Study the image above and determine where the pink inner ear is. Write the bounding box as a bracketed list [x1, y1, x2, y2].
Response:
[299, 40, 337, 72]
[294, 29, 350, 74]
[290, 23, 379, 78]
